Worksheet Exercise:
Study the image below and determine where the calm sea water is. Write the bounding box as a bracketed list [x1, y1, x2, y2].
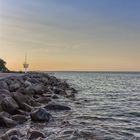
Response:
[54, 72, 140, 140]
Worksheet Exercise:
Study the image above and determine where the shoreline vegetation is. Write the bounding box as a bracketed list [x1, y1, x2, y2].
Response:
[0, 72, 95, 140]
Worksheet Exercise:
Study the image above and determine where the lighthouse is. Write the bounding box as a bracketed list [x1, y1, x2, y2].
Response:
[23, 55, 29, 73]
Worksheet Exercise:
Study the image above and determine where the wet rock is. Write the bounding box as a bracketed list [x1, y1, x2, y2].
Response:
[0, 116, 16, 127]
[40, 77, 48, 84]
[0, 81, 9, 90]
[5, 79, 14, 86]
[71, 88, 78, 93]
[28, 130, 46, 140]
[30, 100, 41, 107]
[66, 90, 75, 98]
[1, 128, 21, 140]
[24, 86, 35, 95]
[35, 97, 51, 104]
[28, 78, 40, 84]
[0, 90, 11, 109]
[23, 80, 32, 88]
[20, 102, 32, 112]
[0, 111, 11, 118]
[12, 114, 28, 124]
[12, 92, 33, 111]
[52, 94, 59, 99]
[30, 108, 52, 122]
[14, 109, 29, 116]
[1, 97, 19, 114]
[12, 92, 29, 105]
[16, 87, 25, 94]
[53, 87, 66, 95]
[45, 103, 71, 111]
[10, 136, 20, 140]
[0, 89, 11, 96]
[34, 84, 44, 94]
[42, 93, 52, 98]
[9, 83, 20, 92]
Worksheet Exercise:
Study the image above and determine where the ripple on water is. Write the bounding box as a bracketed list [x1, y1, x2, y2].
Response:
[55, 72, 140, 140]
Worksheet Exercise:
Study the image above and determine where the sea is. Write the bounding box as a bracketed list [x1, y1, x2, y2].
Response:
[54, 72, 140, 140]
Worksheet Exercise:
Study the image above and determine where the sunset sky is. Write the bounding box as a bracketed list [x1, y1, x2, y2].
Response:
[0, 0, 140, 71]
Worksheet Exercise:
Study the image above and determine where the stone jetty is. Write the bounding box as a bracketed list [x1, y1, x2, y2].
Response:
[0, 72, 77, 140]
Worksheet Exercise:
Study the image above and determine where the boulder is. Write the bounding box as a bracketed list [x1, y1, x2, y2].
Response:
[1, 128, 21, 140]
[0, 111, 11, 118]
[0, 116, 16, 127]
[66, 90, 75, 98]
[12, 114, 28, 124]
[52, 94, 59, 99]
[14, 109, 28, 116]
[19, 102, 32, 112]
[10, 136, 20, 140]
[30, 108, 52, 122]
[35, 97, 51, 104]
[28, 78, 40, 84]
[0, 89, 11, 96]
[0, 81, 9, 90]
[53, 87, 66, 95]
[23, 80, 32, 88]
[12, 92, 29, 105]
[28, 130, 45, 140]
[40, 77, 48, 84]
[1, 97, 19, 114]
[12, 92, 33, 111]
[16, 87, 25, 94]
[5, 79, 14, 86]
[71, 88, 78, 93]
[34, 85, 44, 94]
[45, 103, 71, 111]
[24, 86, 35, 95]
[9, 83, 20, 92]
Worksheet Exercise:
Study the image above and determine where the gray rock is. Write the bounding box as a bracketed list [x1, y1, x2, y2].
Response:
[1, 97, 19, 114]
[1, 128, 21, 140]
[34, 84, 44, 94]
[5, 79, 14, 86]
[52, 94, 59, 99]
[30, 108, 52, 122]
[0, 89, 11, 96]
[14, 109, 28, 116]
[9, 83, 20, 92]
[10, 136, 20, 140]
[35, 97, 51, 104]
[12, 92, 29, 105]
[19, 102, 32, 112]
[23, 80, 32, 88]
[0, 116, 16, 127]
[53, 87, 66, 95]
[0, 81, 9, 90]
[45, 103, 71, 111]
[28, 78, 40, 84]
[12, 92, 33, 111]
[0, 111, 11, 118]
[28, 130, 46, 140]
[24, 86, 35, 95]
[12, 114, 28, 124]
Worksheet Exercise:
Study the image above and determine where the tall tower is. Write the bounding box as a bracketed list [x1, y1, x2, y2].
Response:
[23, 54, 29, 73]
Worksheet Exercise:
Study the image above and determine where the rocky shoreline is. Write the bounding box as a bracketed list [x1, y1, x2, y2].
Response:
[0, 72, 79, 140]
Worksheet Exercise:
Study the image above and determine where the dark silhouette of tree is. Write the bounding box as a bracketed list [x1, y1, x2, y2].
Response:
[0, 59, 9, 72]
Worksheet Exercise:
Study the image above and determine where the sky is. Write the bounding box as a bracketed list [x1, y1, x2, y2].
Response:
[0, 0, 140, 71]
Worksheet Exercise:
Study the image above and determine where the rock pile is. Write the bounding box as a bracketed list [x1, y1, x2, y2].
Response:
[0, 73, 77, 140]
